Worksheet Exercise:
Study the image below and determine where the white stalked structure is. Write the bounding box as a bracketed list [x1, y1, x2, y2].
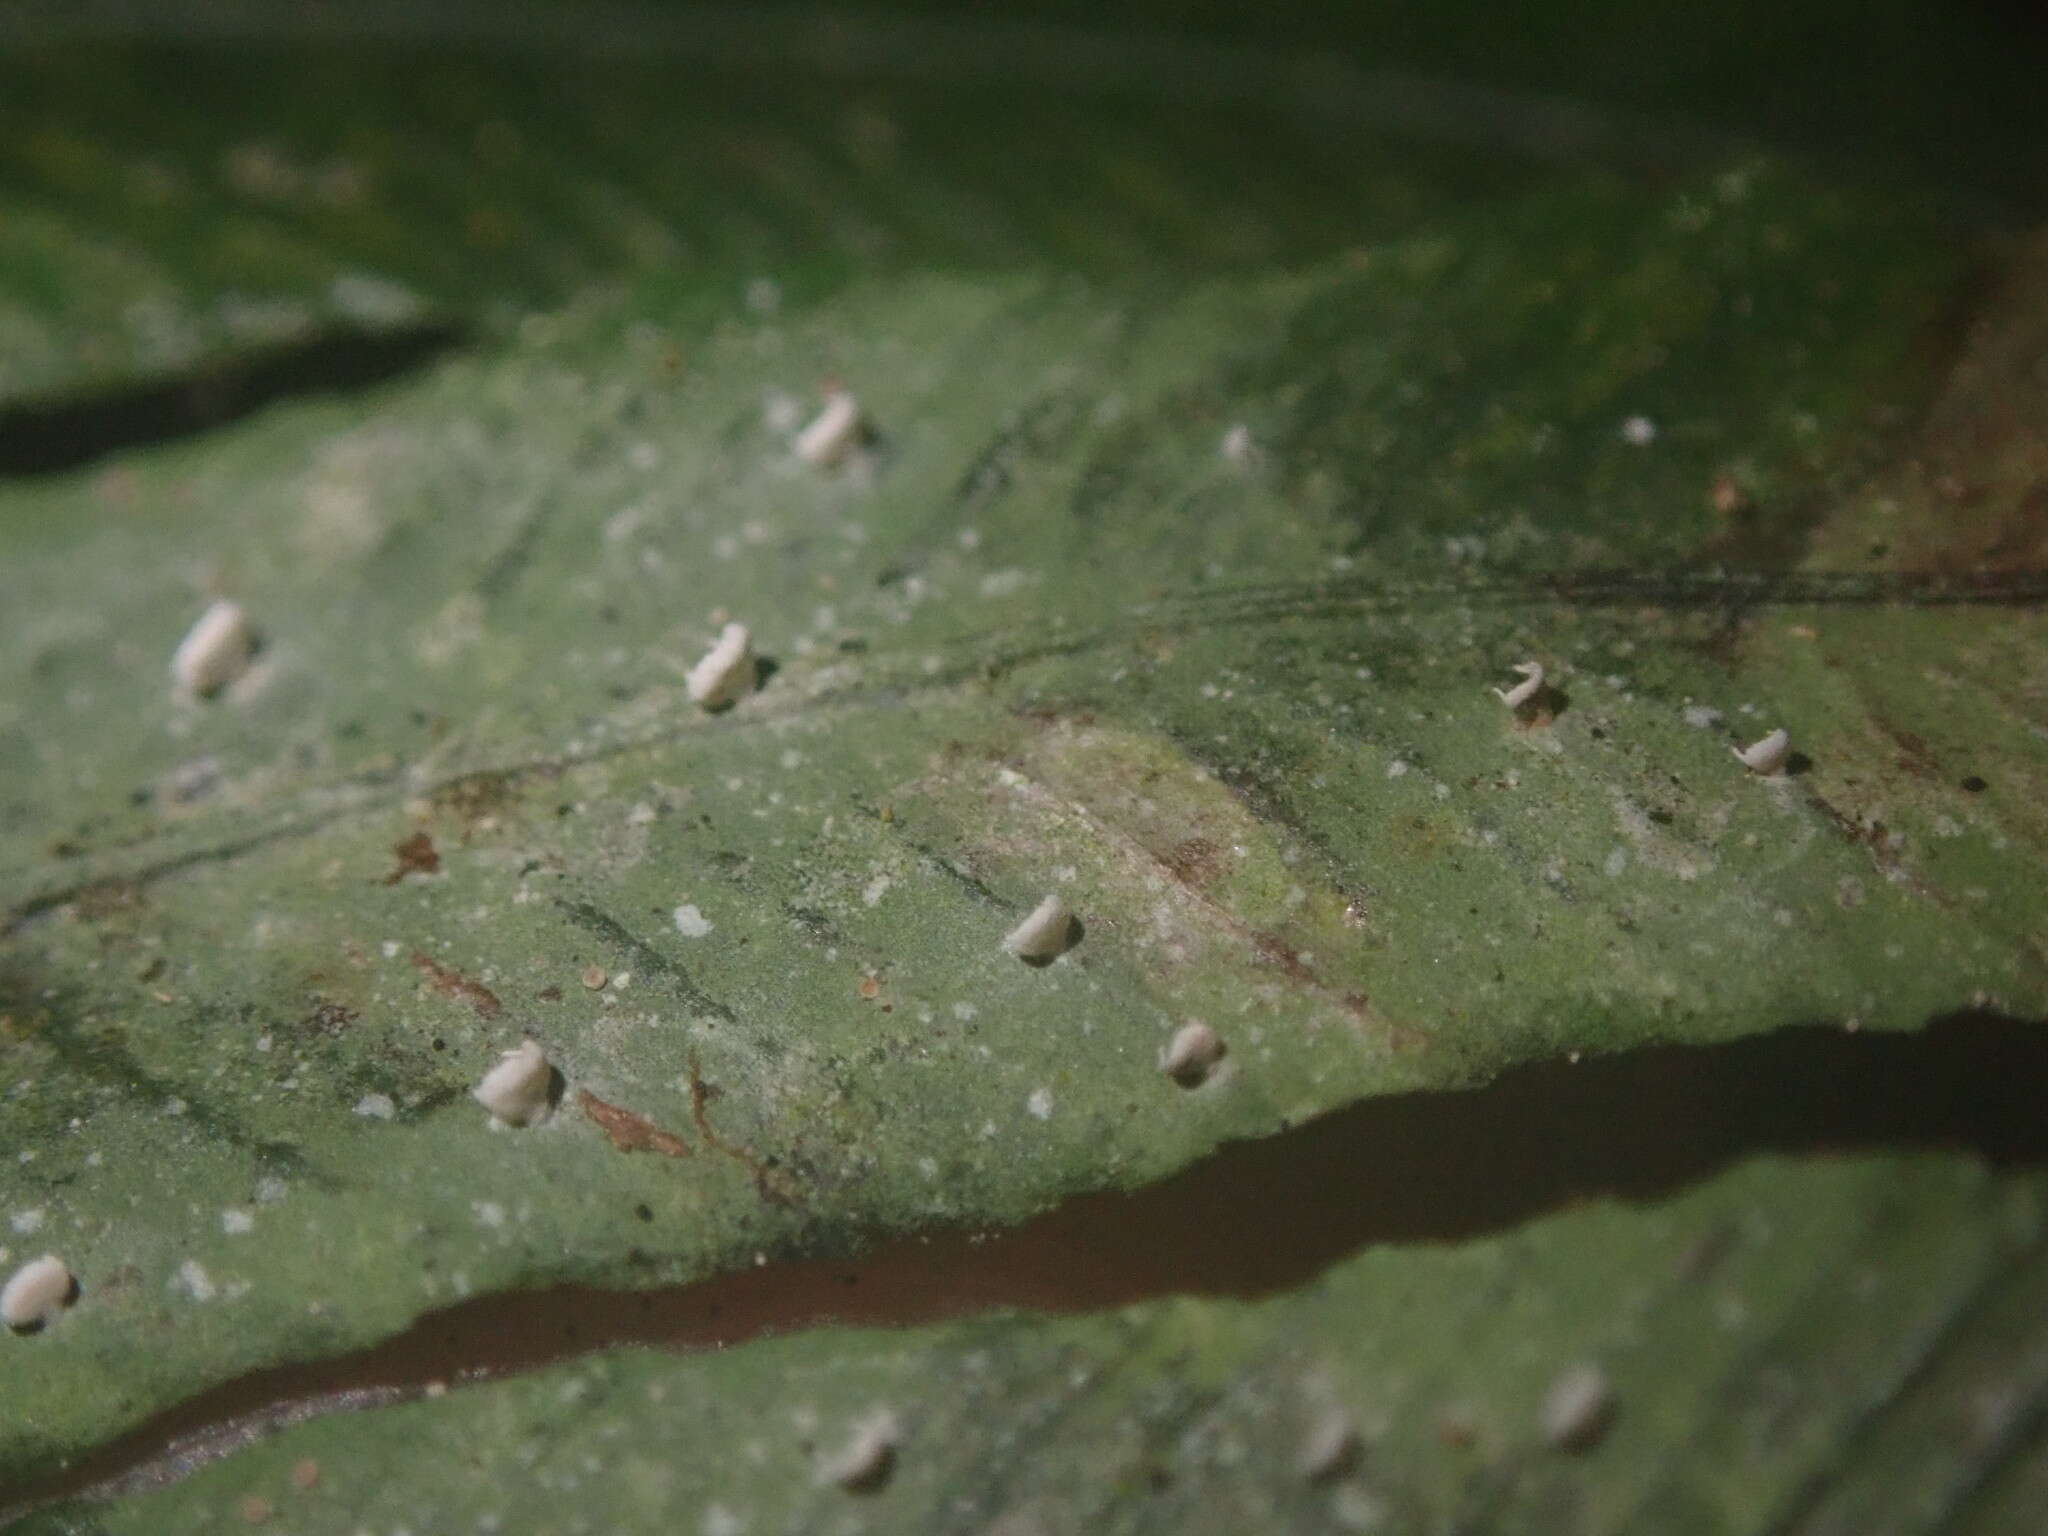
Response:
[1493, 660, 1545, 711]
[794, 390, 865, 468]
[1004, 893, 1074, 961]
[2, 1255, 76, 1334]
[170, 599, 254, 699]
[816, 1408, 901, 1490]
[1732, 727, 1791, 775]
[473, 1039, 555, 1127]
[1160, 1021, 1226, 1085]
[1541, 1362, 1615, 1451]
[686, 622, 757, 709]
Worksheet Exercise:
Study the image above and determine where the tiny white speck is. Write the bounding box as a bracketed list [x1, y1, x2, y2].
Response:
[353, 1093, 397, 1121]
[10, 1210, 44, 1235]
[952, 1002, 977, 1021]
[474, 1201, 506, 1228]
[254, 1177, 288, 1204]
[1681, 704, 1723, 730]
[862, 874, 892, 908]
[673, 904, 714, 938]
[176, 1259, 217, 1303]
[221, 1209, 255, 1235]
[1027, 1087, 1055, 1120]
[702, 1505, 748, 1536]
[1604, 848, 1628, 877]
[381, 940, 400, 959]
[1385, 759, 1410, 779]
[1620, 415, 1658, 445]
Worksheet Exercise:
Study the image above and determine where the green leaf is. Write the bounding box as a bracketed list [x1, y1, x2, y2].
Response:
[21, 1150, 2048, 1533]
[2, 1, 2045, 1525]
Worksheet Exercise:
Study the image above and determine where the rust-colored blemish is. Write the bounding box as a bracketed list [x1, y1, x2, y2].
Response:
[428, 768, 537, 836]
[578, 1090, 692, 1158]
[409, 953, 503, 1019]
[688, 1056, 799, 1206]
[1160, 836, 1223, 889]
[1252, 930, 1318, 987]
[1796, 232, 2048, 576]
[298, 1000, 359, 1038]
[1708, 471, 1750, 516]
[1881, 724, 1942, 782]
[856, 975, 882, 1001]
[380, 830, 440, 885]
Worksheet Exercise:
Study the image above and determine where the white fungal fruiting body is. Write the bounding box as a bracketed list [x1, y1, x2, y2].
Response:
[473, 1039, 554, 1127]
[3, 1254, 76, 1334]
[816, 1408, 901, 1491]
[1494, 660, 1545, 711]
[1004, 894, 1074, 961]
[794, 391, 865, 468]
[686, 622, 757, 709]
[1733, 727, 1791, 775]
[1296, 1406, 1359, 1481]
[1160, 1021, 1226, 1085]
[1541, 1362, 1615, 1451]
[171, 600, 253, 699]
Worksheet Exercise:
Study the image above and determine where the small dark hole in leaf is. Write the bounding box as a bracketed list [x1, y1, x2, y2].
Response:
[1962, 775, 1988, 792]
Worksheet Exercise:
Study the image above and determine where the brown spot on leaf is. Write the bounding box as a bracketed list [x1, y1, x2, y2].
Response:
[1882, 725, 1942, 781]
[381, 830, 440, 884]
[578, 1090, 692, 1158]
[429, 767, 535, 836]
[1160, 837, 1223, 889]
[1252, 930, 1317, 986]
[1708, 472, 1750, 516]
[689, 1056, 799, 1206]
[299, 1000, 358, 1037]
[409, 952, 502, 1018]
[1805, 231, 2048, 575]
